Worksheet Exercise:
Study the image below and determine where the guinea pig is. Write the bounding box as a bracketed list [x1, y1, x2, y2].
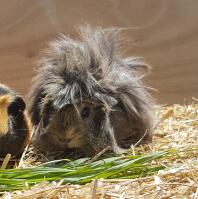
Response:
[28, 26, 156, 159]
[0, 83, 31, 158]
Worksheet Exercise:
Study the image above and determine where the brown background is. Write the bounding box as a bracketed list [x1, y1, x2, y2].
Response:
[0, 0, 197, 104]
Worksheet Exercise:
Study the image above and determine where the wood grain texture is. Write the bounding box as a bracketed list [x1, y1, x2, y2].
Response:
[0, 0, 197, 104]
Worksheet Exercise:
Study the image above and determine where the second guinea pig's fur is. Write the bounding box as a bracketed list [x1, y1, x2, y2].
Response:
[28, 26, 156, 159]
[0, 83, 31, 158]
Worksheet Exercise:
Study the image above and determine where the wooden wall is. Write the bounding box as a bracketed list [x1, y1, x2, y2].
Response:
[0, 0, 198, 104]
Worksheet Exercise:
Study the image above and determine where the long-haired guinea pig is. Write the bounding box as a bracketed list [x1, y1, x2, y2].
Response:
[28, 26, 156, 159]
[0, 83, 31, 158]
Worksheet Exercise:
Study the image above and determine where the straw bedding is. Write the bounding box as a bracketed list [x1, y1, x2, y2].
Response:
[2, 102, 198, 199]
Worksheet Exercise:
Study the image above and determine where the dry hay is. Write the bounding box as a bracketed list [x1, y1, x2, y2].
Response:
[3, 102, 198, 199]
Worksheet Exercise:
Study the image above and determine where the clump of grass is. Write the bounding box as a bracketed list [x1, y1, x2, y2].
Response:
[0, 146, 197, 192]
[1, 103, 197, 198]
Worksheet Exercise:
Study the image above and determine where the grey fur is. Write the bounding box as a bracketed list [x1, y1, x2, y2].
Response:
[28, 26, 156, 159]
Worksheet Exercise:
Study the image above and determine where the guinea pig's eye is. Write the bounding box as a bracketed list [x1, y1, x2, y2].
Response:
[81, 107, 90, 119]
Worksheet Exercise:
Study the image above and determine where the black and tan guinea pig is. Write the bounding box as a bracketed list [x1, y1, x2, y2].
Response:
[0, 83, 31, 158]
[28, 26, 156, 159]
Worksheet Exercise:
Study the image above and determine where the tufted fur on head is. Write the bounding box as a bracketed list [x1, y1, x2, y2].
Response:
[28, 26, 156, 159]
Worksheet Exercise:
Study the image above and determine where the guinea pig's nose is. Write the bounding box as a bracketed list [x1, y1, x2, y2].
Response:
[65, 128, 84, 148]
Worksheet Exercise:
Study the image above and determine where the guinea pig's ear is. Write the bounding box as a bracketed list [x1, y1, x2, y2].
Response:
[41, 100, 55, 128]
[8, 96, 26, 115]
